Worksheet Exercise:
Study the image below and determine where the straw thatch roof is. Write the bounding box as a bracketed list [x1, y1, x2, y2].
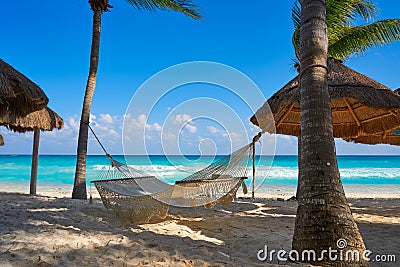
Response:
[0, 134, 4, 146]
[250, 58, 400, 138]
[0, 107, 64, 133]
[344, 128, 400, 146]
[0, 59, 49, 117]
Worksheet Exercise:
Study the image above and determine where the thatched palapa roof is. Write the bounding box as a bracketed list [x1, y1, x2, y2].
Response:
[0, 134, 4, 146]
[0, 107, 64, 133]
[0, 59, 49, 117]
[250, 58, 400, 138]
[344, 128, 400, 146]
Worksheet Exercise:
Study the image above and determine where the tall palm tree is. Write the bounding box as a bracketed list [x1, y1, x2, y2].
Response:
[292, 0, 400, 197]
[294, 0, 399, 195]
[72, 0, 201, 199]
[292, 0, 370, 265]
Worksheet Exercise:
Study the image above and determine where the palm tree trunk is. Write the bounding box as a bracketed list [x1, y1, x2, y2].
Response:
[296, 136, 301, 199]
[72, 7, 103, 199]
[292, 0, 368, 266]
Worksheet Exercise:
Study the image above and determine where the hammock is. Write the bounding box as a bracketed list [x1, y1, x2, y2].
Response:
[91, 62, 325, 224]
[84, 104, 271, 224]
[91, 143, 254, 224]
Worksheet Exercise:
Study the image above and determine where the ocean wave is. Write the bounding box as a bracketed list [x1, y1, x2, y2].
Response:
[257, 167, 298, 179]
[257, 166, 400, 180]
[90, 164, 400, 180]
[91, 164, 198, 177]
[92, 164, 109, 170]
[0, 163, 17, 169]
[339, 168, 400, 179]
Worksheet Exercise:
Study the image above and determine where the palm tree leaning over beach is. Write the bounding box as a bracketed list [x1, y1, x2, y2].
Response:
[289, 0, 398, 265]
[72, 0, 201, 199]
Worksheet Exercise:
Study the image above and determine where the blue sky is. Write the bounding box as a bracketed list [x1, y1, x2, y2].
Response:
[1, 0, 400, 155]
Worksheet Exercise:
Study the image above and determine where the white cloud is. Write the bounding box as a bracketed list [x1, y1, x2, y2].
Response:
[152, 123, 162, 132]
[173, 114, 192, 125]
[207, 125, 218, 134]
[89, 114, 96, 122]
[3, 112, 400, 155]
[138, 114, 147, 125]
[123, 113, 169, 154]
[185, 124, 197, 134]
[125, 114, 162, 134]
[172, 114, 197, 134]
[38, 113, 123, 154]
[278, 134, 296, 143]
[145, 122, 162, 132]
[98, 114, 114, 124]
[67, 116, 79, 129]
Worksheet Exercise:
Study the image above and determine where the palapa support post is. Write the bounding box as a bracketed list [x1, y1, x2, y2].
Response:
[252, 142, 255, 199]
[0, 134, 4, 146]
[0, 108, 63, 195]
[89, 183, 93, 204]
[30, 128, 40, 195]
[251, 131, 263, 199]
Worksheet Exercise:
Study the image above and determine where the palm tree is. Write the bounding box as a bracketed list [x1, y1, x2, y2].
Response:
[292, 0, 400, 197]
[72, 0, 201, 199]
[293, 0, 400, 199]
[292, 0, 374, 265]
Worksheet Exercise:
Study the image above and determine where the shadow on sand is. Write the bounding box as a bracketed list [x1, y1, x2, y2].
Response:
[0, 192, 398, 266]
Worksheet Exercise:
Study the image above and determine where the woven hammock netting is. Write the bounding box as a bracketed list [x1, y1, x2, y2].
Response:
[92, 143, 253, 224]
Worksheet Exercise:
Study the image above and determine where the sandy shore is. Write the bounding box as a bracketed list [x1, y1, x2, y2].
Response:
[0, 191, 399, 267]
[1, 181, 398, 200]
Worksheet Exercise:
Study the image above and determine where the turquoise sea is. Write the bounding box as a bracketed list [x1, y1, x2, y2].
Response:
[0, 155, 399, 194]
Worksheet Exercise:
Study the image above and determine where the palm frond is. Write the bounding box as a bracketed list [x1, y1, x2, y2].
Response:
[292, 27, 300, 59]
[292, 1, 301, 29]
[326, 0, 376, 27]
[291, 0, 376, 53]
[292, 0, 380, 60]
[125, 0, 201, 19]
[292, 0, 376, 29]
[354, 0, 376, 22]
[329, 19, 400, 60]
[326, 0, 356, 27]
[290, 58, 300, 72]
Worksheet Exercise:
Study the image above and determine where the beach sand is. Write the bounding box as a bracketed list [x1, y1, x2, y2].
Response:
[0, 190, 398, 267]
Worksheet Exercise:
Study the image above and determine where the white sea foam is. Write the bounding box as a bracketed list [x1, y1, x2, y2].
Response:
[90, 164, 400, 181]
[257, 166, 400, 180]
[90, 164, 197, 178]
[92, 164, 109, 170]
[339, 168, 400, 179]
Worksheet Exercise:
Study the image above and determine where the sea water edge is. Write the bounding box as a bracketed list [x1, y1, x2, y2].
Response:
[0, 154, 399, 198]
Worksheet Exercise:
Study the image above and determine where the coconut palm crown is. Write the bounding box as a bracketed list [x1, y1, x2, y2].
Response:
[292, 0, 400, 62]
[89, 0, 200, 18]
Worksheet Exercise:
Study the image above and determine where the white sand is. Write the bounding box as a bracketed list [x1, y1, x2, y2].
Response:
[0, 189, 398, 267]
[1, 182, 399, 200]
